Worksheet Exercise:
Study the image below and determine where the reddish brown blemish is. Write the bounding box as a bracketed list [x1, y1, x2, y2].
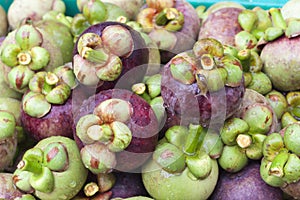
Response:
[161, 150, 174, 159]
[90, 157, 99, 169]
[265, 116, 270, 124]
[16, 73, 25, 90]
[269, 94, 279, 102]
[46, 147, 59, 162]
[12, 175, 20, 184]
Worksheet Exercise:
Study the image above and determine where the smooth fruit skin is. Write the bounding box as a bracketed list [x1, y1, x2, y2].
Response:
[261, 36, 300, 92]
[142, 159, 219, 200]
[21, 95, 75, 140]
[198, 7, 243, 46]
[210, 161, 283, 200]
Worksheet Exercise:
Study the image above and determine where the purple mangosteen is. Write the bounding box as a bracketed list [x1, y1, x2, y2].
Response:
[72, 21, 150, 94]
[73, 88, 159, 173]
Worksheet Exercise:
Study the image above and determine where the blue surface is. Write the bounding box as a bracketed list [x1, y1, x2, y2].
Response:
[1, 0, 289, 17]
[189, 0, 288, 10]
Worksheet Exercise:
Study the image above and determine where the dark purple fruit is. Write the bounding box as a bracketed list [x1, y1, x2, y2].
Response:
[161, 38, 245, 129]
[210, 161, 283, 200]
[20, 88, 88, 141]
[72, 21, 149, 93]
[21, 96, 73, 141]
[73, 88, 159, 172]
[136, 0, 200, 63]
[110, 171, 149, 199]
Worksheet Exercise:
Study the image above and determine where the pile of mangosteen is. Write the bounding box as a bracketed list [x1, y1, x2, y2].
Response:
[0, 0, 300, 199]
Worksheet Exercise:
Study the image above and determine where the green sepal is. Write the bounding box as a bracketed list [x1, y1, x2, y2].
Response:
[15, 24, 43, 50]
[153, 142, 186, 174]
[186, 151, 212, 179]
[262, 133, 285, 161]
[0, 43, 21, 67]
[283, 153, 300, 184]
[29, 166, 55, 193]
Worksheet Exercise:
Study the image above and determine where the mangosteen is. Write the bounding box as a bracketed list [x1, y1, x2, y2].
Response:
[252, 6, 300, 92]
[33, 19, 74, 64]
[7, 0, 66, 30]
[12, 136, 88, 200]
[73, 88, 159, 173]
[71, 0, 131, 41]
[142, 124, 221, 200]
[161, 37, 245, 130]
[198, 6, 244, 47]
[260, 122, 300, 199]
[217, 89, 279, 173]
[0, 18, 74, 94]
[210, 161, 283, 200]
[72, 21, 149, 93]
[261, 36, 300, 92]
[136, 0, 200, 63]
[20, 62, 86, 141]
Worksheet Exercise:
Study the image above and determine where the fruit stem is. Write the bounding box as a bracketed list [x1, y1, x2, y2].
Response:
[81, 47, 109, 64]
[155, 8, 184, 32]
[17, 148, 44, 174]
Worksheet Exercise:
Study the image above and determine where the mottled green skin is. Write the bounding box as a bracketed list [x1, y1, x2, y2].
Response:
[142, 159, 219, 200]
[32, 136, 88, 200]
[261, 36, 300, 92]
[34, 20, 74, 64]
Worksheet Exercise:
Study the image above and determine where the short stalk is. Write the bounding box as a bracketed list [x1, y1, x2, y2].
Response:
[200, 54, 215, 70]
[45, 72, 59, 86]
[81, 47, 109, 64]
[132, 83, 146, 95]
[236, 134, 252, 148]
[84, 182, 99, 197]
[17, 52, 31, 65]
